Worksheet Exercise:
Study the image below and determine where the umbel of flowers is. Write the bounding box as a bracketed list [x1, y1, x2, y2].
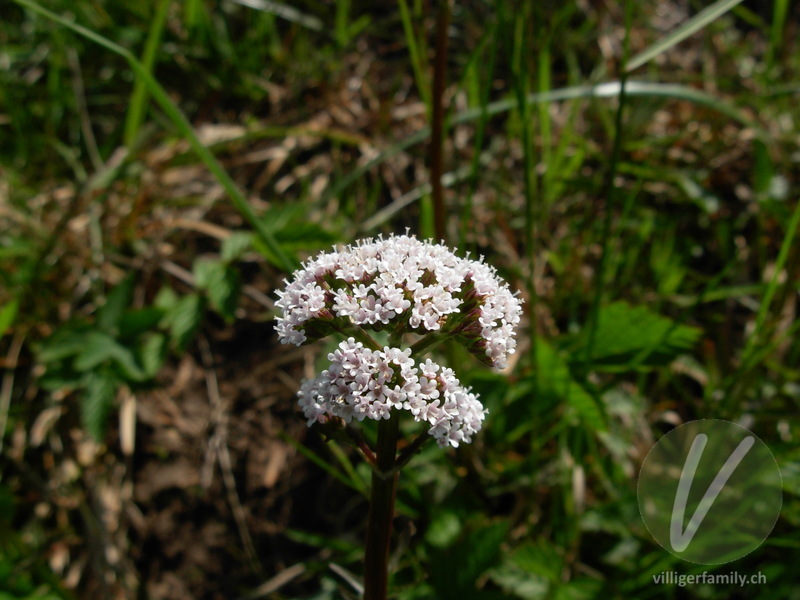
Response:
[275, 233, 523, 447]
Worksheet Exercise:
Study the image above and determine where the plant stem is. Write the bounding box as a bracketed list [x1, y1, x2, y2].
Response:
[363, 414, 399, 600]
[396, 430, 432, 471]
[409, 333, 444, 357]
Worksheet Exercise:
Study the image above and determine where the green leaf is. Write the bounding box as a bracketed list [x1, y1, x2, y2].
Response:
[73, 331, 148, 382]
[118, 307, 165, 339]
[429, 520, 509, 599]
[221, 231, 253, 262]
[138, 332, 168, 378]
[154, 285, 179, 310]
[0, 298, 19, 338]
[425, 511, 464, 548]
[36, 327, 91, 363]
[625, 0, 745, 72]
[249, 205, 338, 268]
[570, 302, 701, 369]
[73, 331, 119, 372]
[535, 340, 607, 431]
[490, 538, 590, 600]
[161, 293, 205, 350]
[193, 257, 221, 289]
[552, 579, 603, 600]
[193, 258, 240, 321]
[38, 361, 83, 392]
[81, 369, 117, 441]
[96, 275, 135, 335]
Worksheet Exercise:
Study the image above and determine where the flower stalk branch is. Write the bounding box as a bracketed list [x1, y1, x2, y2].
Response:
[345, 425, 377, 468]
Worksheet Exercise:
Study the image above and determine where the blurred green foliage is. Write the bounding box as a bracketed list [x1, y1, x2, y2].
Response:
[1, 0, 800, 598]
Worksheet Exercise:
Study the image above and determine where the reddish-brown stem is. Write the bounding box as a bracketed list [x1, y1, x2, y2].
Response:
[345, 425, 377, 468]
[396, 430, 433, 471]
[363, 414, 399, 600]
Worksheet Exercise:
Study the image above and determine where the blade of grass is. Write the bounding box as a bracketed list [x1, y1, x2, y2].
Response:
[458, 18, 499, 250]
[429, 0, 450, 242]
[327, 440, 368, 495]
[14, 0, 298, 273]
[580, 0, 635, 376]
[766, 0, 790, 71]
[625, 0, 745, 73]
[228, 0, 323, 32]
[738, 195, 800, 373]
[280, 432, 368, 497]
[537, 33, 553, 205]
[397, 0, 431, 109]
[123, 0, 170, 148]
[507, 2, 538, 374]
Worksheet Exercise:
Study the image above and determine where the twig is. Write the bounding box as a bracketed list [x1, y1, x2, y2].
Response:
[198, 335, 262, 576]
[345, 425, 377, 467]
[0, 332, 25, 453]
[67, 47, 103, 172]
[160, 259, 275, 310]
[235, 563, 307, 600]
[329, 562, 364, 596]
[395, 430, 432, 472]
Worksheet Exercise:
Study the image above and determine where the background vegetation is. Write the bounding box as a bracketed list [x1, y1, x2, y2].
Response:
[1, 0, 799, 598]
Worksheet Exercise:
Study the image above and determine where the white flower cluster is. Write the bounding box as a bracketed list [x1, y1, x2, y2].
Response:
[275, 234, 522, 369]
[298, 338, 486, 447]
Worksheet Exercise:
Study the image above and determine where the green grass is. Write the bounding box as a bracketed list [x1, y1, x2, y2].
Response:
[1, 0, 800, 598]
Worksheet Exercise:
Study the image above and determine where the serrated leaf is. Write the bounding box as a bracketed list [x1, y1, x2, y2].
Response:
[37, 328, 91, 363]
[96, 275, 135, 335]
[118, 307, 165, 339]
[81, 369, 117, 441]
[38, 361, 83, 392]
[506, 539, 564, 581]
[193, 257, 221, 289]
[73, 331, 118, 372]
[221, 231, 253, 262]
[138, 332, 168, 378]
[193, 258, 240, 320]
[161, 293, 204, 350]
[0, 298, 19, 338]
[73, 331, 148, 382]
[571, 302, 701, 369]
[109, 343, 149, 382]
[535, 340, 607, 431]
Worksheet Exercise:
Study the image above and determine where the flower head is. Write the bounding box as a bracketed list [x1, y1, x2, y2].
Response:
[274, 234, 523, 368]
[276, 234, 522, 448]
[298, 338, 486, 447]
